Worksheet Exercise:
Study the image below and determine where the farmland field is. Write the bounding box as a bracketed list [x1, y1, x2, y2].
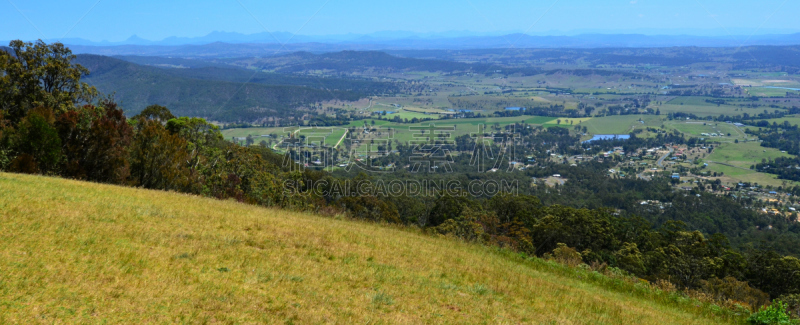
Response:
[221, 126, 291, 139]
[705, 142, 799, 187]
[578, 115, 662, 134]
[707, 141, 793, 169]
[746, 87, 800, 97]
[759, 116, 800, 127]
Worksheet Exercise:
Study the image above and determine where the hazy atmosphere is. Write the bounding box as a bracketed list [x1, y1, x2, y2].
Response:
[3, 0, 799, 42]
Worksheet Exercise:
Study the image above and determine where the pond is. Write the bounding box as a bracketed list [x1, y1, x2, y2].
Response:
[583, 134, 630, 143]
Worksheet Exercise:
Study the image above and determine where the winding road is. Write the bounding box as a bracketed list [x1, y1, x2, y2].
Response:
[656, 147, 674, 168]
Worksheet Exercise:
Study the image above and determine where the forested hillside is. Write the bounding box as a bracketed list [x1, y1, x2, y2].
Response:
[73, 54, 397, 122]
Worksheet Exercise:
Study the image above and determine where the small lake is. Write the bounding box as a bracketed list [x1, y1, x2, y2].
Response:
[583, 134, 630, 143]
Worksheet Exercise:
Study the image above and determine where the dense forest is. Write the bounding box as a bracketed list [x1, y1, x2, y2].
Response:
[3, 40, 800, 316]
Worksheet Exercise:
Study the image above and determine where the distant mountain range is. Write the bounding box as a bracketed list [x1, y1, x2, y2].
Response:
[7, 31, 800, 55]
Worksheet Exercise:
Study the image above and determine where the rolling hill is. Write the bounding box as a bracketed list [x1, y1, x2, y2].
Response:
[73, 54, 398, 122]
[0, 172, 741, 324]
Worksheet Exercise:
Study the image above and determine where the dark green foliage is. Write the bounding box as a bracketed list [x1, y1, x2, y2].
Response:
[779, 294, 800, 319]
[56, 101, 133, 182]
[338, 195, 400, 223]
[11, 108, 62, 173]
[745, 250, 800, 299]
[747, 301, 797, 325]
[134, 104, 175, 122]
[427, 194, 479, 227]
[129, 119, 191, 190]
[0, 40, 96, 123]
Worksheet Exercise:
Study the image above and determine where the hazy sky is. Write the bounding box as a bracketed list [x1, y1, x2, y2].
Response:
[2, 0, 797, 42]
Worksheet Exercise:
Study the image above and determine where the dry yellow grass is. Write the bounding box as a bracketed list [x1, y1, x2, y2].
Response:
[0, 172, 738, 324]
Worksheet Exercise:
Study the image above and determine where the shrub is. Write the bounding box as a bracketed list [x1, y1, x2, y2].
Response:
[547, 243, 584, 267]
[779, 294, 800, 319]
[747, 301, 796, 325]
[700, 277, 770, 311]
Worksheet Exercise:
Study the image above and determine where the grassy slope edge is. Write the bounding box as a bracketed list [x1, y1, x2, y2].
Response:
[0, 173, 741, 324]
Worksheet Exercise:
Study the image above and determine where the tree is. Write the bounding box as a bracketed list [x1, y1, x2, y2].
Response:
[0, 40, 96, 123]
[8, 107, 62, 173]
[133, 104, 175, 123]
[129, 120, 190, 190]
[56, 101, 133, 183]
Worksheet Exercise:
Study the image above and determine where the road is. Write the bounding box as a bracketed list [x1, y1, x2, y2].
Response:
[334, 129, 349, 148]
[656, 147, 674, 168]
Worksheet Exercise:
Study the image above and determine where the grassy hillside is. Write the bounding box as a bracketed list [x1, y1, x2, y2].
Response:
[0, 173, 740, 324]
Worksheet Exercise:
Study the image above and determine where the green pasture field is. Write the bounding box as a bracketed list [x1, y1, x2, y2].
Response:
[657, 96, 781, 117]
[707, 141, 794, 169]
[543, 117, 593, 125]
[656, 103, 763, 117]
[758, 116, 800, 127]
[706, 163, 797, 188]
[579, 115, 662, 134]
[296, 128, 348, 147]
[221, 126, 292, 139]
[746, 87, 800, 97]
[343, 116, 554, 146]
[666, 97, 725, 106]
[388, 111, 441, 120]
[704, 141, 799, 187]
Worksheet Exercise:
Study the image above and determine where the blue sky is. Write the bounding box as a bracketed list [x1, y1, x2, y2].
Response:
[2, 0, 798, 42]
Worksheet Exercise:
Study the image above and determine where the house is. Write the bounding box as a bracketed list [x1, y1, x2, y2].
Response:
[553, 174, 561, 178]
[671, 173, 680, 179]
